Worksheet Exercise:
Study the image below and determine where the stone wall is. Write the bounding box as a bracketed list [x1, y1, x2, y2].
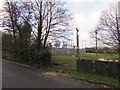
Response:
[77, 59, 119, 78]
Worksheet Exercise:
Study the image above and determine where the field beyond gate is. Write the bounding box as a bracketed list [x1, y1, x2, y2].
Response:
[52, 55, 77, 69]
[51, 53, 119, 70]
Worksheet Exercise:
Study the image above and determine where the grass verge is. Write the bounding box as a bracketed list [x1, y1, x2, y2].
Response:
[49, 67, 119, 87]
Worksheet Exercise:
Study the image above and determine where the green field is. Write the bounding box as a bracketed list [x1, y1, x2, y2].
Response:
[52, 53, 119, 69]
[80, 53, 119, 60]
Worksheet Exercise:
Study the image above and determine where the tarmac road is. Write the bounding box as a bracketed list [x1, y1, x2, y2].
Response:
[2, 60, 103, 88]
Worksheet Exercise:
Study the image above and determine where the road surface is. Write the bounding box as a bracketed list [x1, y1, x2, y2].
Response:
[2, 60, 103, 88]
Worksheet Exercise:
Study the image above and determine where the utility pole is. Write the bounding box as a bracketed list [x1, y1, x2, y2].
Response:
[95, 30, 98, 50]
[76, 28, 79, 57]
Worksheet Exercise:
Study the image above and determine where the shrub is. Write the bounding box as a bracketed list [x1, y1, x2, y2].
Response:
[2, 33, 51, 67]
[29, 48, 51, 67]
[12, 45, 51, 67]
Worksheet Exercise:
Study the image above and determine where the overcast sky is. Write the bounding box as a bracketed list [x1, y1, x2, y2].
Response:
[63, 0, 119, 48]
[0, 0, 119, 48]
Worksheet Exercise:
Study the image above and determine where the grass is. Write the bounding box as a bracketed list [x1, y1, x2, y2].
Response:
[52, 53, 119, 69]
[49, 67, 119, 87]
[80, 53, 119, 60]
[52, 55, 77, 69]
[52, 53, 119, 61]
[51, 53, 119, 87]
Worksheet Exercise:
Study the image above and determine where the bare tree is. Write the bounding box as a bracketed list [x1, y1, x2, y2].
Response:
[54, 40, 61, 48]
[1, 1, 33, 49]
[1, 1, 19, 43]
[31, 0, 72, 48]
[1, 0, 72, 50]
[93, 3, 120, 53]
